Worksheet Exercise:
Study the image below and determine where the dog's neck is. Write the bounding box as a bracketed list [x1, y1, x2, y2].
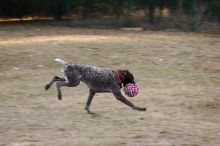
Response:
[115, 70, 123, 88]
[115, 69, 121, 82]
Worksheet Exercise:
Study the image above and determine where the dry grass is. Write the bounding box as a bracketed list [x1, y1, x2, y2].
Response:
[0, 25, 220, 146]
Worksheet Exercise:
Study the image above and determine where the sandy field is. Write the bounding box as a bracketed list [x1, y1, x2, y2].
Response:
[0, 25, 220, 146]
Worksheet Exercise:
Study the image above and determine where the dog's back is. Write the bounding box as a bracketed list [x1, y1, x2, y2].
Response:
[63, 63, 116, 92]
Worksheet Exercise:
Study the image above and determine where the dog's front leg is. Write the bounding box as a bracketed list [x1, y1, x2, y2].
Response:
[113, 91, 146, 111]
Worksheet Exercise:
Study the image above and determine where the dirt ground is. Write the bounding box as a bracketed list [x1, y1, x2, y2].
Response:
[0, 25, 220, 146]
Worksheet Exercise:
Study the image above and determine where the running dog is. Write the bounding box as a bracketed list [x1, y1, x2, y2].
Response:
[45, 59, 146, 114]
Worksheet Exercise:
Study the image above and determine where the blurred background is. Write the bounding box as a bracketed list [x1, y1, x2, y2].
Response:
[0, 0, 220, 32]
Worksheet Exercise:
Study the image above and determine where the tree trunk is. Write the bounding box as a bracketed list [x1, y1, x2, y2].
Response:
[148, 5, 155, 24]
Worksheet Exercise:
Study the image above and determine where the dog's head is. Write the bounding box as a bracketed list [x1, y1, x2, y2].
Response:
[121, 70, 135, 87]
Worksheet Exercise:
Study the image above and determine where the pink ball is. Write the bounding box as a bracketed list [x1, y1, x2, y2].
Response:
[124, 83, 139, 97]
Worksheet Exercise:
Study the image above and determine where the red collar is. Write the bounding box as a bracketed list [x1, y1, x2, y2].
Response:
[115, 69, 121, 81]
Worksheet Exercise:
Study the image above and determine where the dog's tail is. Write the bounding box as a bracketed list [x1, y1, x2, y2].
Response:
[54, 58, 67, 65]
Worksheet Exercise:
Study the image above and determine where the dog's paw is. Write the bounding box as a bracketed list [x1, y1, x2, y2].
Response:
[134, 106, 147, 111]
[58, 94, 62, 100]
[140, 107, 147, 111]
[45, 84, 50, 90]
[85, 107, 96, 114]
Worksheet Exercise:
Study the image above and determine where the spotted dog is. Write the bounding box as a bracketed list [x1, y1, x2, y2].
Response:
[45, 59, 146, 114]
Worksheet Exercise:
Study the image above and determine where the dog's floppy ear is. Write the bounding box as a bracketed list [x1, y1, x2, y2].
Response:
[123, 70, 128, 75]
[123, 70, 130, 75]
[121, 70, 135, 87]
[122, 70, 134, 81]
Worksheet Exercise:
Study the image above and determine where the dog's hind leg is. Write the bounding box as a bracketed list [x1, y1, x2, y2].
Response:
[113, 91, 146, 111]
[56, 81, 67, 100]
[85, 90, 96, 114]
[55, 72, 80, 100]
[45, 76, 65, 90]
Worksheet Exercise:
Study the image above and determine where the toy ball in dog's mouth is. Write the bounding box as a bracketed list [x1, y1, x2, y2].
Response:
[124, 83, 139, 97]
